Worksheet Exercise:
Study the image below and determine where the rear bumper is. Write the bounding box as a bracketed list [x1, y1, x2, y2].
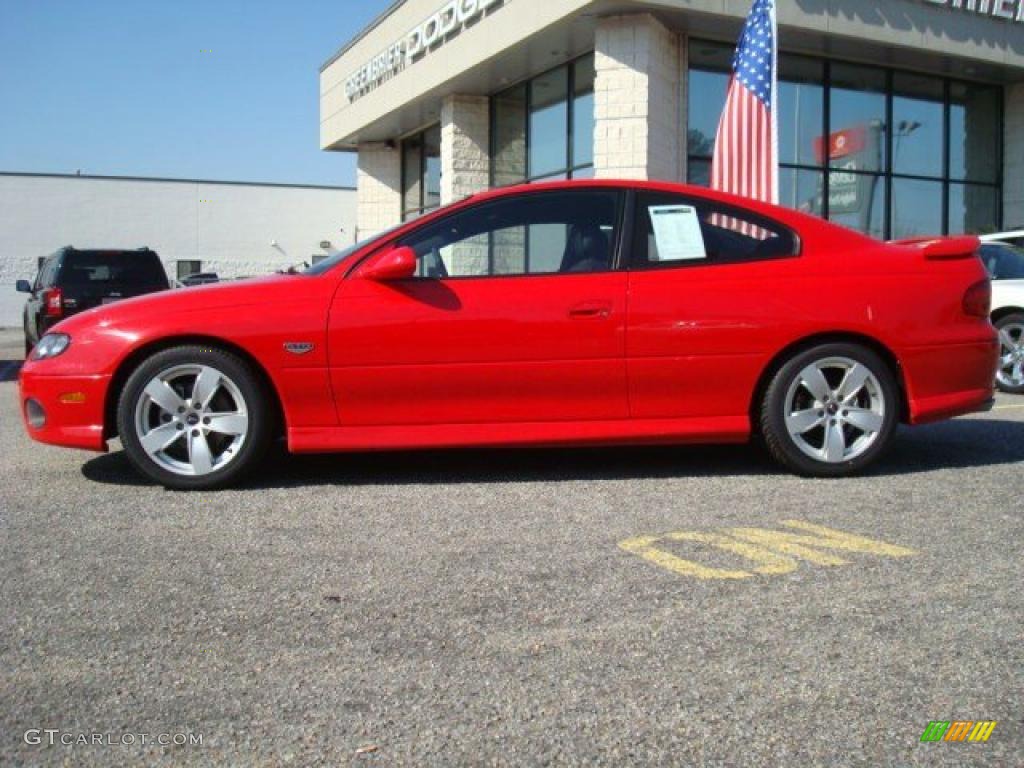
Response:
[902, 338, 999, 425]
[18, 369, 110, 452]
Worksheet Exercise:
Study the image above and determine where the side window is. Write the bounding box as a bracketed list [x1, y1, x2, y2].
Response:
[398, 189, 621, 278]
[36, 257, 56, 289]
[632, 193, 797, 269]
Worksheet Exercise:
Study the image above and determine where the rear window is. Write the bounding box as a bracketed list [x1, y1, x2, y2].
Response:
[981, 244, 1024, 281]
[59, 251, 168, 288]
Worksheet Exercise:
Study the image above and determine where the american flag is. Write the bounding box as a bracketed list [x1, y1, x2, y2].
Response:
[711, 0, 778, 206]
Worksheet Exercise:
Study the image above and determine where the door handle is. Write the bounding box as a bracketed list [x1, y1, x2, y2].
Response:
[568, 302, 612, 319]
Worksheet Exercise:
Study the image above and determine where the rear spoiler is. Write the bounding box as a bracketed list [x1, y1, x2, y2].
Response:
[890, 235, 980, 261]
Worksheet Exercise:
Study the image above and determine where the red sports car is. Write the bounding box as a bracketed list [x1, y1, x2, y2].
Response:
[19, 180, 998, 490]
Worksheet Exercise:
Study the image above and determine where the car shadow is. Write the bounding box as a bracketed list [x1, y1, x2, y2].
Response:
[80, 417, 1024, 490]
[0, 360, 22, 383]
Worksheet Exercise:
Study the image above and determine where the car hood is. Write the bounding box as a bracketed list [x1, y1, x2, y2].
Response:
[51, 274, 309, 334]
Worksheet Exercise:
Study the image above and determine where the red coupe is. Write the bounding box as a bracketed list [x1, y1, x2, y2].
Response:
[19, 180, 998, 489]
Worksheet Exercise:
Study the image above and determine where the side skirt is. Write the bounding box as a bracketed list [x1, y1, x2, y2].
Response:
[288, 416, 750, 453]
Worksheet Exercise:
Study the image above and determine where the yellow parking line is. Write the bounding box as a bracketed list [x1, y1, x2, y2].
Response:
[993, 403, 1024, 411]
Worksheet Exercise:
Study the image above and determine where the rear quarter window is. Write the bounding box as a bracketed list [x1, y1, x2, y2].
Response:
[632, 192, 798, 270]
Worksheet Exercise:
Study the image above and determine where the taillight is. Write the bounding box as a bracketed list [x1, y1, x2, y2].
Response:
[962, 280, 991, 319]
[43, 287, 63, 319]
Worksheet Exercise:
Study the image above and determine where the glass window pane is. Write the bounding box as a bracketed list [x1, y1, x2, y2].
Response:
[527, 224, 569, 274]
[492, 84, 527, 186]
[423, 124, 441, 211]
[491, 226, 527, 275]
[689, 40, 733, 72]
[531, 171, 568, 183]
[572, 55, 595, 168]
[828, 172, 885, 239]
[949, 183, 999, 235]
[529, 66, 569, 178]
[400, 190, 619, 277]
[779, 167, 824, 217]
[687, 158, 711, 187]
[402, 136, 422, 217]
[632, 192, 796, 268]
[570, 165, 594, 180]
[829, 64, 887, 174]
[778, 55, 825, 167]
[950, 82, 1000, 183]
[892, 73, 944, 178]
[687, 69, 728, 159]
[891, 178, 944, 238]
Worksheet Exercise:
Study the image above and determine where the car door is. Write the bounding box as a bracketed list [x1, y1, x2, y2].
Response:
[626, 191, 801, 421]
[328, 188, 629, 426]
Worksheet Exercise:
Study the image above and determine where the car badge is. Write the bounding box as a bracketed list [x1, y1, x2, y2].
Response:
[284, 342, 315, 355]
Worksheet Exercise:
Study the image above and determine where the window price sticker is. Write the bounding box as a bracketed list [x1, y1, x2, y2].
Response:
[648, 205, 707, 261]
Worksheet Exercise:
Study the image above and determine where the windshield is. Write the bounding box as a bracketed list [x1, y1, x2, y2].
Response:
[304, 225, 404, 276]
[60, 251, 168, 288]
[980, 243, 1024, 281]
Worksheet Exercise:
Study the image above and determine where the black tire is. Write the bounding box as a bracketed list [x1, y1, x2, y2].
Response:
[760, 342, 899, 477]
[25, 335, 33, 359]
[117, 345, 272, 490]
[994, 313, 1024, 394]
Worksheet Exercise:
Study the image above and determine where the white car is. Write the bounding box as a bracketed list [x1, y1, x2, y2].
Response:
[980, 242, 1024, 393]
[980, 229, 1024, 248]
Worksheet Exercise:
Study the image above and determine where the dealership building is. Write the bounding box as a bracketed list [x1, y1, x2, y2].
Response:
[320, 0, 1023, 242]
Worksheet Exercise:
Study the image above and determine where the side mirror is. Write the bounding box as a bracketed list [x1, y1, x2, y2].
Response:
[361, 246, 417, 281]
[16, 279, 32, 293]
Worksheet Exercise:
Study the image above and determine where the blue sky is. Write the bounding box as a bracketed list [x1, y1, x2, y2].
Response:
[0, 0, 387, 187]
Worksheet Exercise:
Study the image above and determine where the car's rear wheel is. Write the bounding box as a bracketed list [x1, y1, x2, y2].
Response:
[760, 343, 899, 477]
[117, 346, 271, 490]
[995, 313, 1024, 394]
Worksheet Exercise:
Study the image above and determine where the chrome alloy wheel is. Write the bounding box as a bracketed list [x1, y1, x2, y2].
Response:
[133, 364, 249, 477]
[996, 323, 1024, 390]
[783, 356, 886, 464]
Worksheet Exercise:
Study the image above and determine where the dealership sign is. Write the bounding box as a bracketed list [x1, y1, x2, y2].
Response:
[921, 0, 1024, 22]
[345, 0, 505, 102]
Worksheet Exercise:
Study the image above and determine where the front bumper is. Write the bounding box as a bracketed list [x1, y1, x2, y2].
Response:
[18, 369, 111, 452]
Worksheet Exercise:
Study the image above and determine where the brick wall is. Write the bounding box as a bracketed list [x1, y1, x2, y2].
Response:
[441, 95, 491, 205]
[356, 143, 402, 238]
[593, 14, 683, 182]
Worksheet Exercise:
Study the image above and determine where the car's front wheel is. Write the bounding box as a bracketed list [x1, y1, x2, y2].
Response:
[995, 313, 1024, 394]
[117, 345, 271, 490]
[760, 343, 899, 477]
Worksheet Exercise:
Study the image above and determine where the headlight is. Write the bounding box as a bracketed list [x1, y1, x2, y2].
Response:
[31, 333, 71, 361]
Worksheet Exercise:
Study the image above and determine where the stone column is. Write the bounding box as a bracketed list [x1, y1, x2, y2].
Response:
[441, 94, 491, 205]
[1005, 82, 1024, 228]
[356, 142, 402, 239]
[593, 14, 684, 182]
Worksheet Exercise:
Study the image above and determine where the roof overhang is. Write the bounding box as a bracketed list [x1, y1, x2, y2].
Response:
[319, 0, 1024, 152]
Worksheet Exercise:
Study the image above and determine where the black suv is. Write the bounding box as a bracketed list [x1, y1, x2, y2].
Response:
[17, 247, 169, 356]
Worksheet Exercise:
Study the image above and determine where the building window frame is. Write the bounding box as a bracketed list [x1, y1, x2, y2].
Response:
[176, 260, 202, 280]
[686, 40, 1003, 238]
[489, 53, 596, 187]
[401, 124, 441, 222]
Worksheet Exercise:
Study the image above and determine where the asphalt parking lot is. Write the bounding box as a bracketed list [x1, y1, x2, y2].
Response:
[1, 329, 1021, 767]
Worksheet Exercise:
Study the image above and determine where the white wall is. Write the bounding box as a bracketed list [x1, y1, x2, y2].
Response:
[0, 173, 357, 328]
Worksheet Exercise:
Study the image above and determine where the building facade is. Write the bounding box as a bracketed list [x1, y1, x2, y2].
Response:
[319, 0, 1023, 241]
[0, 172, 356, 327]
